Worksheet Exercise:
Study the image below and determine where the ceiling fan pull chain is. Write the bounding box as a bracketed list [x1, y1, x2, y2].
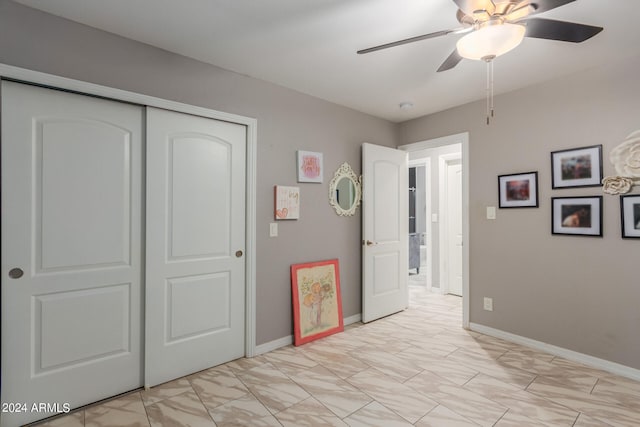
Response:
[486, 59, 490, 125]
[490, 59, 495, 119]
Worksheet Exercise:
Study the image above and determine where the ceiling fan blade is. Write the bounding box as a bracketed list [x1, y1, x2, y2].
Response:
[451, 0, 495, 16]
[524, 18, 603, 42]
[437, 50, 463, 72]
[529, 0, 576, 14]
[357, 29, 459, 54]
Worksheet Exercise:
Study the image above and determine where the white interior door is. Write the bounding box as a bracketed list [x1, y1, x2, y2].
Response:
[362, 143, 408, 323]
[446, 160, 463, 296]
[1, 81, 143, 427]
[145, 107, 246, 387]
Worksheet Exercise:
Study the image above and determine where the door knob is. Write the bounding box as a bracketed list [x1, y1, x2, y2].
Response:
[235, 250, 243, 258]
[364, 240, 377, 246]
[8, 268, 24, 279]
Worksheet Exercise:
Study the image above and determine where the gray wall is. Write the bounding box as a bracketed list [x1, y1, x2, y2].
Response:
[400, 55, 640, 369]
[0, 0, 399, 346]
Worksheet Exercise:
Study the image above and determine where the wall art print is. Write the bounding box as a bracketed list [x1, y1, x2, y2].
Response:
[552, 196, 603, 237]
[291, 259, 343, 346]
[297, 150, 323, 183]
[551, 145, 603, 189]
[274, 185, 300, 220]
[620, 194, 640, 239]
[498, 171, 539, 208]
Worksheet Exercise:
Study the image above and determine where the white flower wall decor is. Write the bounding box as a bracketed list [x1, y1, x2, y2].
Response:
[602, 130, 640, 194]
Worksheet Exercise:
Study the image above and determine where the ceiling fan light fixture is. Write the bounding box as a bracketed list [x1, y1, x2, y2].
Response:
[456, 23, 526, 61]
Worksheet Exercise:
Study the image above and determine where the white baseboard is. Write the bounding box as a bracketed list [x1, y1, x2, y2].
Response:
[470, 322, 640, 382]
[254, 314, 363, 356]
[254, 335, 292, 356]
[344, 313, 362, 325]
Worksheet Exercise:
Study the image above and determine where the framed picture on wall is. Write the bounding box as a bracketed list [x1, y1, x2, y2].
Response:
[297, 150, 323, 183]
[498, 171, 539, 208]
[274, 185, 300, 220]
[551, 145, 603, 188]
[552, 196, 603, 237]
[620, 194, 640, 239]
[291, 259, 344, 346]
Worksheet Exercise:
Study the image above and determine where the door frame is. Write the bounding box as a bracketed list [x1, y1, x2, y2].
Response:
[439, 153, 462, 296]
[0, 63, 259, 357]
[408, 158, 432, 289]
[399, 133, 469, 328]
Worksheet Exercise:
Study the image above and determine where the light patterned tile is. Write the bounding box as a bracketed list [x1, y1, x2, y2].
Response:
[284, 364, 371, 418]
[275, 397, 348, 427]
[349, 349, 422, 382]
[599, 374, 640, 395]
[527, 376, 640, 427]
[406, 371, 507, 427]
[299, 344, 370, 379]
[224, 355, 270, 373]
[263, 345, 318, 370]
[188, 365, 249, 410]
[464, 374, 579, 426]
[36, 411, 84, 427]
[497, 352, 598, 393]
[145, 390, 215, 427]
[141, 378, 194, 406]
[347, 368, 438, 423]
[344, 401, 414, 427]
[573, 412, 615, 427]
[493, 410, 550, 426]
[434, 334, 509, 359]
[446, 348, 537, 389]
[237, 362, 309, 413]
[85, 392, 150, 427]
[208, 394, 281, 427]
[415, 405, 479, 426]
[591, 379, 640, 410]
[395, 347, 478, 385]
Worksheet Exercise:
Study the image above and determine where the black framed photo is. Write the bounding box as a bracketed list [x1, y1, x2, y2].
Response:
[498, 171, 539, 208]
[551, 145, 603, 189]
[620, 194, 640, 239]
[552, 196, 603, 237]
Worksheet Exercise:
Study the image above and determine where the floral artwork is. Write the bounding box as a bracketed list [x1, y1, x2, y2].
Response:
[274, 185, 300, 220]
[297, 150, 323, 183]
[601, 130, 640, 195]
[291, 259, 343, 346]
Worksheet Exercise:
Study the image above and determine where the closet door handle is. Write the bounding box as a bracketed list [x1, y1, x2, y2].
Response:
[235, 250, 243, 258]
[8, 268, 24, 279]
[364, 240, 377, 246]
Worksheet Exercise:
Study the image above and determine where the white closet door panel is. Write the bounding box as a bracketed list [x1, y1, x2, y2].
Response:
[146, 107, 246, 387]
[1, 81, 143, 427]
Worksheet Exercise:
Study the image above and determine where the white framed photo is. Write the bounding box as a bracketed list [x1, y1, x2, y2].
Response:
[552, 196, 602, 237]
[297, 150, 323, 183]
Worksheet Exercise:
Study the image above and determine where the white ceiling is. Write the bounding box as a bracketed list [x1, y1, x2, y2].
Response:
[14, 0, 640, 122]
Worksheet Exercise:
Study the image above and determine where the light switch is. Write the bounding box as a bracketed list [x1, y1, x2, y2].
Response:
[269, 223, 278, 237]
[431, 213, 438, 223]
[486, 206, 496, 220]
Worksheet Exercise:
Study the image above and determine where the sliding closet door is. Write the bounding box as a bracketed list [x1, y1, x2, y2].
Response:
[1, 81, 143, 427]
[145, 107, 246, 387]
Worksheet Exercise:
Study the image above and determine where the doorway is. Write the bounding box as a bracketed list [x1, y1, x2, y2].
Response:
[399, 133, 469, 328]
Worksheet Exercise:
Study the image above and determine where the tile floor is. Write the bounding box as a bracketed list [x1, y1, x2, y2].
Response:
[35, 286, 640, 426]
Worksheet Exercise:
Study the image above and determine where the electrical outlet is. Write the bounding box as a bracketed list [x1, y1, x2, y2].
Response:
[269, 223, 278, 237]
[483, 297, 493, 311]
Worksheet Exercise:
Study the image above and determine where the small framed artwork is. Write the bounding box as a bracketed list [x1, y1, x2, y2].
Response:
[551, 145, 603, 188]
[498, 171, 539, 208]
[297, 150, 323, 183]
[291, 259, 344, 346]
[274, 185, 300, 220]
[620, 194, 640, 238]
[552, 196, 603, 237]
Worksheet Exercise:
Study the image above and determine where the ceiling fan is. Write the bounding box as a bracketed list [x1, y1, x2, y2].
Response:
[357, 0, 603, 72]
